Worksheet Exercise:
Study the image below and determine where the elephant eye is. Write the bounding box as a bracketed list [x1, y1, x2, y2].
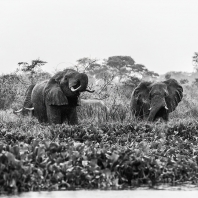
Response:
[64, 76, 68, 81]
[165, 91, 169, 97]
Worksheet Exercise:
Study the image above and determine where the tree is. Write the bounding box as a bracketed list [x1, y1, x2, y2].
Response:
[165, 73, 171, 80]
[17, 58, 47, 84]
[180, 79, 189, 84]
[193, 78, 198, 86]
[75, 57, 97, 73]
[75, 58, 116, 99]
[106, 56, 135, 69]
[0, 74, 20, 109]
[106, 56, 159, 82]
[193, 52, 198, 71]
[124, 76, 141, 88]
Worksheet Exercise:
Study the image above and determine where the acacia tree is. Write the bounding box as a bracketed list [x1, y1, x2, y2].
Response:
[106, 56, 159, 82]
[75, 57, 97, 73]
[17, 58, 47, 84]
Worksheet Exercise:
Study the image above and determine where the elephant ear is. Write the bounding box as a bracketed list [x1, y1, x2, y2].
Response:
[45, 79, 68, 105]
[133, 81, 152, 101]
[131, 81, 152, 117]
[164, 78, 183, 112]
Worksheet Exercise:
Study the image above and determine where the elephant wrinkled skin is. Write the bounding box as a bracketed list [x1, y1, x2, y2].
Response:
[16, 69, 94, 125]
[130, 78, 183, 122]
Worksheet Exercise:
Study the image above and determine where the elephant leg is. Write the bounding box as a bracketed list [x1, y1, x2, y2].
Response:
[162, 113, 169, 121]
[47, 105, 62, 124]
[67, 107, 78, 125]
[33, 104, 48, 123]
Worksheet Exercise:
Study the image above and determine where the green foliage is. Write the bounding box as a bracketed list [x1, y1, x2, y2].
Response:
[76, 57, 97, 73]
[0, 118, 198, 193]
[106, 56, 158, 79]
[123, 76, 141, 89]
[106, 56, 135, 69]
[18, 58, 47, 84]
[180, 79, 189, 84]
[0, 71, 51, 111]
[18, 59, 47, 73]
[0, 74, 20, 109]
[165, 73, 171, 80]
[193, 52, 198, 71]
[192, 78, 198, 86]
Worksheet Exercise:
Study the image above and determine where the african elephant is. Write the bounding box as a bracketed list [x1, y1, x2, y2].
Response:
[13, 84, 35, 116]
[16, 69, 94, 125]
[130, 78, 183, 122]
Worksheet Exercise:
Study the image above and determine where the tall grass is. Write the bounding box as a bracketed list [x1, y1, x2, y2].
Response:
[1, 78, 198, 127]
[77, 84, 198, 124]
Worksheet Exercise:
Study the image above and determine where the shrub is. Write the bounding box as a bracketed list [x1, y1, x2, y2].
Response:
[0, 116, 198, 193]
[0, 74, 20, 109]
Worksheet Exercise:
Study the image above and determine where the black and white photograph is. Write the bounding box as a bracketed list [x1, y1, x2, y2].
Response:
[0, 0, 198, 197]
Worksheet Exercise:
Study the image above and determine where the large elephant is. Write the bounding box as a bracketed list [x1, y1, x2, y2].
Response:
[130, 78, 183, 122]
[16, 69, 94, 125]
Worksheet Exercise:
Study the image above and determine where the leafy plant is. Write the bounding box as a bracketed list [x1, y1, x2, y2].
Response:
[0, 116, 198, 194]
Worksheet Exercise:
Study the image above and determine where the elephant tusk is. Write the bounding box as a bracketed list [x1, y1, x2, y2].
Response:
[24, 107, 34, 111]
[14, 108, 23, 113]
[165, 106, 168, 110]
[148, 107, 152, 111]
[71, 85, 81, 92]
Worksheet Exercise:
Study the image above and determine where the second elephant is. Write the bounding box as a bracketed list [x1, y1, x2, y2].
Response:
[14, 84, 35, 116]
[130, 78, 183, 121]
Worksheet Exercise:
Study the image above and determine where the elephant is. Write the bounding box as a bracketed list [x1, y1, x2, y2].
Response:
[130, 78, 183, 122]
[13, 84, 35, 116]
[15, 69, 94, 125]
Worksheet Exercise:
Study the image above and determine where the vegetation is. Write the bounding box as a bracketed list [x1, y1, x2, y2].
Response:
[0, 114, 198, 193]
[1, 55, 198, 194]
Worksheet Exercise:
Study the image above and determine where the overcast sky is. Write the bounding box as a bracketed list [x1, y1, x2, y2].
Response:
[0, 0, 198, 75]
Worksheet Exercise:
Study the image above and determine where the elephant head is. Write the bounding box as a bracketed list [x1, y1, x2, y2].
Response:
[44, 69, 93, 105]
[130, 79, 183, 122]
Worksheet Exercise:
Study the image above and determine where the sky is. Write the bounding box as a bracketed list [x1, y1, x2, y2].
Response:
[0, 0, 198, 75]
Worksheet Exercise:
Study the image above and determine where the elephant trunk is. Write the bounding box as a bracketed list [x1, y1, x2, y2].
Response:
[77, 73, 88, 92]
[71, 73, 94, 93]
[147, 96, 168, 121]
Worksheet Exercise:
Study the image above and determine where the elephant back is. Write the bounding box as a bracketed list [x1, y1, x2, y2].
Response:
[32, 80, 47, 103]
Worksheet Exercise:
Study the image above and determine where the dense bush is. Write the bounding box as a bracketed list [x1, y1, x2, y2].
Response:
[0, 74, 20, 110]
[0, 72, 51, 111]
[0, 116, 198, 193]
